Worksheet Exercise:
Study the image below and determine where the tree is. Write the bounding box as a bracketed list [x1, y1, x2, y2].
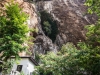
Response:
[84, 0, 100, 48]
[76, 0, 100, 74]
[33, 43, 81, 75]
[0, 2, 29, 61]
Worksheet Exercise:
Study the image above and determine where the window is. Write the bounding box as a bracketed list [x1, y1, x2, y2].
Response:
[0, 67, 2, 73]
[0, 61, 2, 73]
[16, 65, 23, 72]
[30, 72, 33, 75]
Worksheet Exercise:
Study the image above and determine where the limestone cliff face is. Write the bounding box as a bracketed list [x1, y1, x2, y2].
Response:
[0, 0, 57, 54]
[36, 0, 97, 49]
[0, 0, 97, 54]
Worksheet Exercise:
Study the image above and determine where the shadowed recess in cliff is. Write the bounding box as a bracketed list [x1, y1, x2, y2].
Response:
[40, 11, 58, 42]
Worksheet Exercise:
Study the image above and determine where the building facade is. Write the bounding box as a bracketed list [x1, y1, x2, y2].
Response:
[10, 57, 38, 75]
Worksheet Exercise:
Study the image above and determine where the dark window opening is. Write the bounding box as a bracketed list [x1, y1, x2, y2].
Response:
[0, 67, 2, 73]
[30, 72, 33, 75]
[16, 65, 23, 72]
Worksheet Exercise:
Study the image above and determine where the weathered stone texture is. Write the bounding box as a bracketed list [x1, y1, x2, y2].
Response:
[0, 0, 97, 54]
[36, 0, 97, 48]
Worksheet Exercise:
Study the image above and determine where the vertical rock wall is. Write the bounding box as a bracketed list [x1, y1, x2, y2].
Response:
[36, 0, 97, 49]
[0, 0, 58, 54]
[0, 0, 97, 54]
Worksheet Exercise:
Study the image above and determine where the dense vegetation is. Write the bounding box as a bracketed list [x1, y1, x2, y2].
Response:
[0, 2, 29, 73]
[0, 0, 100, 75]
[34, 0, 100, 75]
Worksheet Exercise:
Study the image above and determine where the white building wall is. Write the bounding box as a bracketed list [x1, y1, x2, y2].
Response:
[27, 60, 35, 73]
[11, 58, 35, 75]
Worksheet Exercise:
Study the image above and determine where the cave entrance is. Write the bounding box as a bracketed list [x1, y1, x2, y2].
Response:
[40, 11, 58, 42]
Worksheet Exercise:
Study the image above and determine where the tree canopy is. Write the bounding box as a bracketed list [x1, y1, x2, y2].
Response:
[0, 2, 29, 61]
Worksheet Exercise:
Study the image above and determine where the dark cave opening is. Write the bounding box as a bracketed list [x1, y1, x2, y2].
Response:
[40, 11, 58, 42]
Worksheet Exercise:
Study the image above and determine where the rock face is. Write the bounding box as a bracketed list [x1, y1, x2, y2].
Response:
[33, 12, 58, 54]
[0, 0, 58, 54]
[36, 0, 97, 50]
[0, 0, 97, 54]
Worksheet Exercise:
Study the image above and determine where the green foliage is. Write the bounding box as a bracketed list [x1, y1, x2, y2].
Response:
[85, 0, 100, 16]
[1, 59, 14, 74]
[34, 44, 100, 75]
[35, 51, 40, 63]
[43, 21, 51, 35]
[0, 2, 29, 61]
[81, 1, 100, 74]
[84, 0, 100, 48]
[34, 43, 81, 75]
[77, 42, 100, 75]
[85, 0, 100, 46]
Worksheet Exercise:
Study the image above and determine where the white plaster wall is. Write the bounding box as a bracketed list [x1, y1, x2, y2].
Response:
[27, 60, 35, 73]
[11, 58, 35, 75]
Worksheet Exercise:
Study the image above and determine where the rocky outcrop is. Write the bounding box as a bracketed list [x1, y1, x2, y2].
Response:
[0, 0, 97, 54]
[36, 0, 97, 49]
[33, 10, 58, 54]
[0, 0, 58, 54]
